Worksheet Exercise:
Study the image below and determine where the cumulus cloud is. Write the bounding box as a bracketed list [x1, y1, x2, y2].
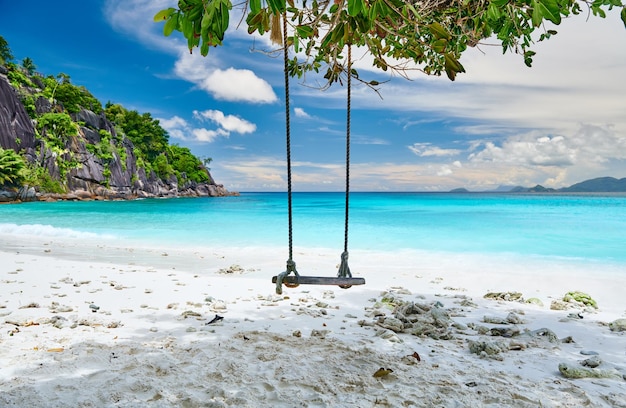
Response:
[469, 134, 575, 167]
[468, 125, 626, 169]
[193, 110, 256, 134]
[157, 116, 189, 140]
[158, 109, 256, 143]
[174, 52, 277, 103]
[408, 143, 462, 157]
[192, 128, 229, 143]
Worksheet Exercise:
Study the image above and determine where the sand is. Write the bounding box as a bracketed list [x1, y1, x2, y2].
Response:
[0, 238, 625, 407]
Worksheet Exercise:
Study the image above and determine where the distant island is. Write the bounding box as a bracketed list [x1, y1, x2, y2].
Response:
[450, 177, 626, 193]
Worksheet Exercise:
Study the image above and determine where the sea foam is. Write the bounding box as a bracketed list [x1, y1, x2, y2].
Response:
[0, 223, 115, 240]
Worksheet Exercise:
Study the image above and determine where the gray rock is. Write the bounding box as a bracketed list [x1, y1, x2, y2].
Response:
[483, 292, 523, 302]
[490, 327, 520, 337]
[580, 356, 602, 368]
[430, 307, 451, 328]
[71, 108, 101, 129]
[468, 340, 508, 357]
[377, 316, 405, 333]
[609, 318, 626, 332]
[0, 76, 37, 151]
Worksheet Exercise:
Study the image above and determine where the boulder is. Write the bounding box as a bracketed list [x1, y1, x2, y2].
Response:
[0, 75, 36, 151]
[71, 108, 101, 130]
[35, 95, 53, 115]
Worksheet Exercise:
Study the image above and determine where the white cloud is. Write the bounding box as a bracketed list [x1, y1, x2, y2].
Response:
[193, 110, 256, 134]
[192, 128, 229, 143]
[174, 52, 277, 103]
[159, 109, 256, 143]
[293, 10, 626, 135]
[294, 107, 311, 118]
[157, 116, 189, 140]
[105, 0, 277, 104]
[103, 0, 177, 52]
[468, 124, 626, 169]
[408, 143, 462, 157]
[203, 67, 277, 103]
[437, 165, 454, 176]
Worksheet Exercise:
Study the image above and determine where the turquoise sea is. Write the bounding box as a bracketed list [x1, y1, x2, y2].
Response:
[1, 192, 626, 266]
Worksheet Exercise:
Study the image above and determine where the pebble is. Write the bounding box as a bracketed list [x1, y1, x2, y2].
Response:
[580, 350, 599, 356]
[581, 356, 602, 368]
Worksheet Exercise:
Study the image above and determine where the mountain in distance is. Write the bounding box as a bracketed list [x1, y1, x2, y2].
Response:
[451, 177, 626, 193]
[559, 177, 626, 192]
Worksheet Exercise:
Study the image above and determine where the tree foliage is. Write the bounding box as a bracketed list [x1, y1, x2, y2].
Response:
[36, 112, 79, 140]
[167, 145, 212, 183]
[156, 0, 626, 83]
[21, 57, 36, 75]
[0, 35, 14, 65]
[43, 75, 103, 114]
[0, 147, 26, 187]
[104, 103, 169, 162]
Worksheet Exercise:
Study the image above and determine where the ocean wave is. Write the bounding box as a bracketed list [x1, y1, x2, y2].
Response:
[0, 223, 115, 240]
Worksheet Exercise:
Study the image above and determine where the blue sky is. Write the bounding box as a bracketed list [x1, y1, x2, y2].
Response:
[2, 1, 625, 192]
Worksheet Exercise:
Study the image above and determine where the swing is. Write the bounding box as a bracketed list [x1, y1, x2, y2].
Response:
[272, 14, 366, 294]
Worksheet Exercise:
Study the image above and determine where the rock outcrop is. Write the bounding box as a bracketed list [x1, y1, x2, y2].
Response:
[0, 74, 37, 153]
[0, 71, 235, 202]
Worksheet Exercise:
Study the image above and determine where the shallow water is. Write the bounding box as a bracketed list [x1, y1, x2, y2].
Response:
[2, 192, 626, 265]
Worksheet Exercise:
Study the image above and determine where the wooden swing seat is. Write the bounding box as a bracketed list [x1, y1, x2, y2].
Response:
[271, 275, 365, 286]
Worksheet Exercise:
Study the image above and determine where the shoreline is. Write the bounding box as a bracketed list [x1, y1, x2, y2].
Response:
[1, 241, 625, 407]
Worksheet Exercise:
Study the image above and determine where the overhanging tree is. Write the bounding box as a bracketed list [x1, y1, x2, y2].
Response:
[156, 0, 626, 83]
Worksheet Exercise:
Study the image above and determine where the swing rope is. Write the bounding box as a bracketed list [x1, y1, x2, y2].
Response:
[336, 44, 353, 287]
[274, 19, 363, 293]
[275, 12, 298, 295]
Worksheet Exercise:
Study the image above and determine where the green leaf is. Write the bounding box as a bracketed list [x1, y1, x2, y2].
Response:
[432, 39, 448, 53]
[622, 7, 626, 28]
[220, 2, 230, 34]
[487, 3, 501, 20]
[201, 41, 209, 57]
[523, 50, 536, 67]
[293, 35, 300, 52]
[490, 0, 508, 6]
[182, 14, 193, 38]
[163, 13, 179, 36]
[250, 0, 261, 14]
[537, 0, 562, 25]
[267, 0, 286, 14]
[154, 8, 176, 22]
[531, 0, 542, 27]
[296, 25, 314, 38]
[429, 22, 451, 40]
[444, 53, 465, 77]
[347, 0, 362, 17]
[201, 10, 212, 30]
[369, 0, 379, 20]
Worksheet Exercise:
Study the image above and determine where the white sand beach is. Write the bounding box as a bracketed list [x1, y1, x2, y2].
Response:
[1, 238, 625, 407]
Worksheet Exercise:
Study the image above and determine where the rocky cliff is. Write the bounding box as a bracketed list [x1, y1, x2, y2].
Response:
[0, 68, 235, 202]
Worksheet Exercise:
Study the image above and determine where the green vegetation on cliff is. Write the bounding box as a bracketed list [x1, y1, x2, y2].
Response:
[0, 35, 213, 194]
[0, 147, 26, 186]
